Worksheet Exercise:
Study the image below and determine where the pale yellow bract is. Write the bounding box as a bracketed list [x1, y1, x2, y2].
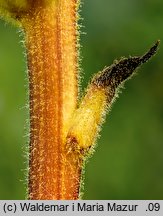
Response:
[0, 0, 158, 200]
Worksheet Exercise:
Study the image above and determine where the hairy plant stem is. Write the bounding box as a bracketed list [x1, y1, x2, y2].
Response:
[22, 1, 80, 200]
[0, 0, 159, 201]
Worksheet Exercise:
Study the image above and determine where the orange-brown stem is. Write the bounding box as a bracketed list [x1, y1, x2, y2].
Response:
[22, 1, 81, 200]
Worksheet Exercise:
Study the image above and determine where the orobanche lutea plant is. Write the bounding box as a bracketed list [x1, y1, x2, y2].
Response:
[0, 0, 159, 200]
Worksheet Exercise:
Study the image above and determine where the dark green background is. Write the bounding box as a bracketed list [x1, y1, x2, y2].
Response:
[0, 0, 163, 199]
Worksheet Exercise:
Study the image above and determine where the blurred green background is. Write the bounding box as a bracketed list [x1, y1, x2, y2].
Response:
[0, 0, 163, 199]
